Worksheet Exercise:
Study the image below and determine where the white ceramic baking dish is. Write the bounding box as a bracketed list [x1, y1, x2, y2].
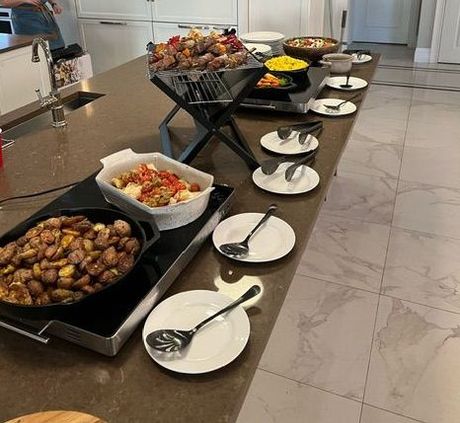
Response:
[95, 149, 214, 231]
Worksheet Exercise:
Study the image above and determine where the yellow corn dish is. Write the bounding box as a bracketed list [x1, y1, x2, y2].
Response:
[265, 56, 309, 71]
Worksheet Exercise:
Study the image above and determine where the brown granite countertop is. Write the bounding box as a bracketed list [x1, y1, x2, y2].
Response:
[0, 33, 35, 54]
[0, 55, 379, 423]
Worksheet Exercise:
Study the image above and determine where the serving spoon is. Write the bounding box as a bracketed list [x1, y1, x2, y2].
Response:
[340, 72, 353, 88]
[219, 204, 277, 258]
[324, 92, 362, 111]
[146, 285, 262, 353]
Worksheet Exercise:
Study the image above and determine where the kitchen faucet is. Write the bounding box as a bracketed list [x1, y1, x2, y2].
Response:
[31, 37, 67, 128]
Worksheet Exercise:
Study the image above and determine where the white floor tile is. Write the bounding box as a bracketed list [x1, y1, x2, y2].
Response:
[382, 228, 460, 314]
[259, 275, 378, 400]
[323, 171, 397, 225]
[361, 405, 427, 423]
[237, 370, 361, 423]
[393, 181, 460, 239]
[365, 297, 460, 423]
[339, 139, 403, 179]
[297, 214, 391, 293]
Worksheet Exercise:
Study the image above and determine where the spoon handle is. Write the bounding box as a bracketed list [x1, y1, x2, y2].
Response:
[338, 92, 361, 107]
[243, 204, 277, 244]
[193, 285, 262, 332]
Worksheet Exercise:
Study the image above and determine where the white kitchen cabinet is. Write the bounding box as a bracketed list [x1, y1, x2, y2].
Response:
[152, 0, 237, 25]
[79, 19, 153, 75]
[153, 22, 236, 43]
[0, 45, 51, 115]
[76, 0, 152, 21]
[248, 0, 307, 38]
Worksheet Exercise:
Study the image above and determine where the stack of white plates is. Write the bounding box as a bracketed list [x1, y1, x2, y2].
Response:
[240, 31, 285, 55]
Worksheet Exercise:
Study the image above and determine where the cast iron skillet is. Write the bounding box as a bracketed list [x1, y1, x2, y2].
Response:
[0, 207, 160, 321]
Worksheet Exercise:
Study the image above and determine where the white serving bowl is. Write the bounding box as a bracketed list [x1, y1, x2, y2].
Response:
[95, 149, 214, 231]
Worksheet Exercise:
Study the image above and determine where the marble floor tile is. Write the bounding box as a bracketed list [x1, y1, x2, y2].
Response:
[404, 117, 460, 150]
[352, 115, 408, 146]
[259, 275, 378, 400]
[297, 214, 391, 292]
[365, 297, 460, 423]
[411, 87, 460, 107]
[323, 171, 397, 225]
[400, 145, 460, 190]
[236, 369, 361, 423]
[381, 228, 460, 314]
[414, 69, 460, 90]
[361, 405, 426, 423]
[374, 68, 416, 86]
[393, 181, 460, 239]
[339, 139, 403, 179]
[358, 85, 412, 121]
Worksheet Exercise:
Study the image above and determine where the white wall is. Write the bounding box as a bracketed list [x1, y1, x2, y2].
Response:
[417, 0, 436, 48]
[324, 0, 349, 40]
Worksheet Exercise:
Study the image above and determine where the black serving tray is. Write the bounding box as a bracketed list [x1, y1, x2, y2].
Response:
[0, 174, 235, 355]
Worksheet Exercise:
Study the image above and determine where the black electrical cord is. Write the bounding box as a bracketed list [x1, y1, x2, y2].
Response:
[0, 182, 79, 207]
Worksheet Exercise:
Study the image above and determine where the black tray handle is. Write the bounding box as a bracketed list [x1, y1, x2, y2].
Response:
[138, 220, 161, 252]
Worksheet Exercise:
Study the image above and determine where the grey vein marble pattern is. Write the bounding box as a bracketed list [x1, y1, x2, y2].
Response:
[339, 139, 403, 179]
[323, 171, 397, 225]
[400, 145, 460, 190]
[393, 181, 460, 239]
[352, 116, 408, 145]
[361, 405, 426, 423]
[259, 275, 378, 400]
[297, 214, 391, 292]
[359, 85, 412, 121]
[236, 369, 361, 423]
[365, 297, 460, 423]
[382, 228, 460, 314]
[349, 85, 411, 146]
[405, 90, 460, 150]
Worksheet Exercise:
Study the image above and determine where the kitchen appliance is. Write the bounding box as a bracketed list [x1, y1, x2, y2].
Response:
[148, 47, 266, 170]
[242, 67, 329, 114]
[0, 175, 235, 356]
[0, 8, 14, 35]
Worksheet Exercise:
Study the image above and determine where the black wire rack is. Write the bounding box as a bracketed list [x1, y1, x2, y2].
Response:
[148, 51, 266, 169]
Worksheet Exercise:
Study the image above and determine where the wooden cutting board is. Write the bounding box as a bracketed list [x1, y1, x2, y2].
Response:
[4, 411, 107, 423]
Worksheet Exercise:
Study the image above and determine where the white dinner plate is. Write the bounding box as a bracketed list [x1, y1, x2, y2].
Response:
[311, 98, 357, 117]
[252, 162, 320, 195]
[260, 131, 319, 155]
[213, 213, 296, 263]
[352, 54, 372, 64]
[143, 290, 250, 374]
[240, 31, 285, 44]
[327, 76, 368, 91]
[243, 43, 272, 55]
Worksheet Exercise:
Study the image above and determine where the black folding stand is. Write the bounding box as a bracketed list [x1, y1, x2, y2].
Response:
[150, 62, 266, 170]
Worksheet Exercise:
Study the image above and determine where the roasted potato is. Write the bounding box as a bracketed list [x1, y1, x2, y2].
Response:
[0, 215, 141, 305]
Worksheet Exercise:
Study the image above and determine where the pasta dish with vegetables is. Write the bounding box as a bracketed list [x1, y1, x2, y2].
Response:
[111, 164, 201, 208]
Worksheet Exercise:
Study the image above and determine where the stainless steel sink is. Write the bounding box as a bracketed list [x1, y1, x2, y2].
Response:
[2, 92, 104, 140]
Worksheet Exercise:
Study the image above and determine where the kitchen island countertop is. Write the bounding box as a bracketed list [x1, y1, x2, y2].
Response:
[0, 33, 35, 54]
[0, 55, 379, 423]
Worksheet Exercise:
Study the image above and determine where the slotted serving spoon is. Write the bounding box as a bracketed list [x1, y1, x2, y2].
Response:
[219, 204, 277, 258]
[146, 285, 262, 352]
